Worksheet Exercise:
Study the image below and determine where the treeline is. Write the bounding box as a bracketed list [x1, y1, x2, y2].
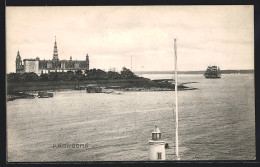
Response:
[7, 67, 140, 82]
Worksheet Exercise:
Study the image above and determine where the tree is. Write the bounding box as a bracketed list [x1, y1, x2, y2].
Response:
[107, 70, 121, 80]
[75, 70, 83, 75]
[57, 72, 68, 81]
[6, 66, 142, 83]
[75, 70, 84, 80]
[85, 69, 98, 79]
[120, 67, 137, 79]
[40, 73, 49, 81]
[7, 73, 21, 82]
[19, 72, 39, 81]
[65, 71, 76, 81]
[96, 69, 108, 79]
[67, 70, 74, 75]
[47, 72, 57, 81]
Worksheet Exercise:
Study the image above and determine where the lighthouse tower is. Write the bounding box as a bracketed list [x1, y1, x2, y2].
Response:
[148, 126, 166, 160]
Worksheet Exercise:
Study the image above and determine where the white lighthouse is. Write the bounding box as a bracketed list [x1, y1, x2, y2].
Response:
[148, 126, 166, 160]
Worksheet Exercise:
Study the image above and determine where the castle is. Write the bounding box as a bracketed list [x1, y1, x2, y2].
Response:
[15, 37, 90, 75]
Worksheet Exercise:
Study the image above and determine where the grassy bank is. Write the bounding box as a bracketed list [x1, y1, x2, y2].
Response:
[7, 78, 170, 93]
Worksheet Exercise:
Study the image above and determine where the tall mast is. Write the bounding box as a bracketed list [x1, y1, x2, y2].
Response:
[131, 55, 132, 71]
[174, 38, 180, 160]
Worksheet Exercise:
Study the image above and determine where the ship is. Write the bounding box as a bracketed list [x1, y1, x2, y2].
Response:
[204, 66, 221, 78]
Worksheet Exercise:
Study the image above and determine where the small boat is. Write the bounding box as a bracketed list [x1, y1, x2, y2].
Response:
[7, 91, 35, 101]
[37, 91, 53, 98]
[74, 84, 86, 90]
[86, 84, 104, 93]
[103, 89, 122, 95]
[204, 66, 221, 78]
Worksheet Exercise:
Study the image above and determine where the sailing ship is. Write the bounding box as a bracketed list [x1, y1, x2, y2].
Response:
[204, 66, 221, 78]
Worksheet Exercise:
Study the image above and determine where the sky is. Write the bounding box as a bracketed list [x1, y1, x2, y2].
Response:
[6, 6, 254, 73]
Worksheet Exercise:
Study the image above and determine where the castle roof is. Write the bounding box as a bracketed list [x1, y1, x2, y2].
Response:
[23, 59, 37, 61]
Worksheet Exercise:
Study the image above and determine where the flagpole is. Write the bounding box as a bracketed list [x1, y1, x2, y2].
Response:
[174, 38, 180, 160]
[131, 55, 132, 71]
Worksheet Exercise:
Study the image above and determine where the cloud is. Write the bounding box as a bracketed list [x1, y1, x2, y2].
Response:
[6, 6, 254, 73]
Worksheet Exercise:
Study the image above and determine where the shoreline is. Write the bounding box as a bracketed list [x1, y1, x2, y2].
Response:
[7, 79, 197, 101]
[7, 78, 195, 92]
[7, 86, 198, 101]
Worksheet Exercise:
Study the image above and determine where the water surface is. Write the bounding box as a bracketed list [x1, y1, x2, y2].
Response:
[7, 74, 255, 161]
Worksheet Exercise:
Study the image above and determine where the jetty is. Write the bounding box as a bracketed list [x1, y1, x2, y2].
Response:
[7, 91, 35, 101]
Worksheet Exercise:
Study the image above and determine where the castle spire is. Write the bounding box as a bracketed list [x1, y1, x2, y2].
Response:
[16, 50, 22, 72]
[17, 50, 20, 57]
[53, 36, 59, 60]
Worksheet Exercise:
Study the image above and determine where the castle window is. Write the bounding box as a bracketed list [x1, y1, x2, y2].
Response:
[74, 63, 79, 69]
[157, 152, 162, 160]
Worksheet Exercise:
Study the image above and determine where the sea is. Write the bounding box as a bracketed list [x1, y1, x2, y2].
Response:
[7, 74, 255, 161]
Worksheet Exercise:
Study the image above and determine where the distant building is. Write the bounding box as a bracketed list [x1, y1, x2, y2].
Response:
[15, 37, 90, 75]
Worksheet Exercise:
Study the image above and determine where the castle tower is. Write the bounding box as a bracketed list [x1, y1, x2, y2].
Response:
[148, 126, 166, 160]
[86, 54, 89, 70]
[53, 36, 59, 60]
[15, 50, 22, 72]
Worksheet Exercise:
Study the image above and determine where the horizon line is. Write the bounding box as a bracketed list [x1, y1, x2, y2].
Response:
[133, 69, 254, 72]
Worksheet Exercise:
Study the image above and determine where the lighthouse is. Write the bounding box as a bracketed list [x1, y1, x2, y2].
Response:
[148, 126, 166, 160]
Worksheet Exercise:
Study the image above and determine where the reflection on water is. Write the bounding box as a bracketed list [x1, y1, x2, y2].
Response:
[7, 74, 255, 161]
